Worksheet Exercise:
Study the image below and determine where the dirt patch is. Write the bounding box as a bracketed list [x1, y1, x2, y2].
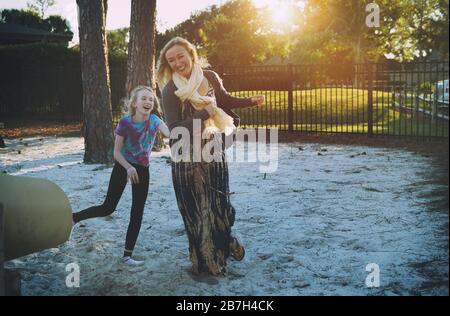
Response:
[0, 120, 82, 139]
[3, 120, 447, 150]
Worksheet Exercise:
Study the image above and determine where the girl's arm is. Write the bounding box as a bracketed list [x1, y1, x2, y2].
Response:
[157, 121, 170, 138]
[113, 135, 139, 184]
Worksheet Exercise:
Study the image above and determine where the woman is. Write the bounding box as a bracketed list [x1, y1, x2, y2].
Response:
[157, 37, 264, 276]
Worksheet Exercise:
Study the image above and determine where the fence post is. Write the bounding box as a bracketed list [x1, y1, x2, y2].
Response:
[0, 203, 4, 296]
[432, 89, 438, 124]
[288, 63, 294, 132]
[414, 88, 420, 118]
[367, 62, 374, 136]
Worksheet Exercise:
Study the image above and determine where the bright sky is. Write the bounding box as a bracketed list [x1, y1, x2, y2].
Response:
[0, 0, 284, 45]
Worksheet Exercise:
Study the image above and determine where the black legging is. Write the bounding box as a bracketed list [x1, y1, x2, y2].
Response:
[72, 162, 149, 257]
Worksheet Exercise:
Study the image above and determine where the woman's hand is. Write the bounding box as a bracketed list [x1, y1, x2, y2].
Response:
[251, 95, 265, 107]
[204, 103, 216, 117]
[127, 167, 139, 184]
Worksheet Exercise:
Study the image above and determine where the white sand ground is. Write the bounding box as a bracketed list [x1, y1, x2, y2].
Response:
[0, 136, 448, 295]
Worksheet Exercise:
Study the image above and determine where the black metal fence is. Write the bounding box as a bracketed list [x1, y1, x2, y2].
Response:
[1, 60, 448, 139]
[220, 62, 449, 138]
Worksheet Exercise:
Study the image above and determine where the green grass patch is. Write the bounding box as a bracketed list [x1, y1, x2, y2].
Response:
[231, 88, 448, 138]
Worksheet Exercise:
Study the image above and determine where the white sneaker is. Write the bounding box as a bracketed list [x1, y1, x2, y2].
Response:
[122, 256, 145, 267]
[69, 220, 77, 240]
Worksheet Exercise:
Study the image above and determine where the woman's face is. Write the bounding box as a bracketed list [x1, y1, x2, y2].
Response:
[165, 44, 194, 79]
[133, 89, 154, 116]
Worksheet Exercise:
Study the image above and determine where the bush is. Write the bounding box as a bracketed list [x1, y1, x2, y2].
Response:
[416, 80, 434, 94]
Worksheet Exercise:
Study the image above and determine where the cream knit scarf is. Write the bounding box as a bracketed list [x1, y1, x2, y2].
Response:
[173, 63, 235, 136]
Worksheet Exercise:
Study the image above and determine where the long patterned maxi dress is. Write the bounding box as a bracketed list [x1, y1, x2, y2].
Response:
[171, 83, 236, 275]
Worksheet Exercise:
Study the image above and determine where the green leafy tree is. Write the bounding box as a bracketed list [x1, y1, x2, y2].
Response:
[0, 8, 43, 29]
[27, 0, 55, 19]
[292, 0, 379, 63]
[157, 0, 291, 67]
[374, 0, 449, 60]
[201, 0, 269, 66]
[0, 8, 72, 37]
[291, 0, 449, 63]
[107, 27, 129, 56]
[45, 15, 73, 36]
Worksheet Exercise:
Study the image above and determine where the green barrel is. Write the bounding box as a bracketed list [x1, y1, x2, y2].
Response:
[0, 173, 72, 261]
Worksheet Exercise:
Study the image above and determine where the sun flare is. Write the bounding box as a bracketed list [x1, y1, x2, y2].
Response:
[270, 4, 292, 26]
[253, 0, 296, 32]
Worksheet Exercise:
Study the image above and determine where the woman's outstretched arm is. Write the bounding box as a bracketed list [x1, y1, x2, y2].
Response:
[211, 71, 265, 109]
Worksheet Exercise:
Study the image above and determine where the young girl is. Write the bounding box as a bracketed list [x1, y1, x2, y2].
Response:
[72, 86, 170, 267]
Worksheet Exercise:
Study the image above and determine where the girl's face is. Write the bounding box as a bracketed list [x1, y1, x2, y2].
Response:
[165, 44, 194, 78]
[133, 90, 154, 117]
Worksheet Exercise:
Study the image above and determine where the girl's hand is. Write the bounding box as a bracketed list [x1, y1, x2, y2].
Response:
[251, 95, 265, 106]
[158, 122, 170, 138]
[127, 167, 139, 184]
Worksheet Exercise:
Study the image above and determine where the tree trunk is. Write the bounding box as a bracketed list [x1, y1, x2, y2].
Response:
[126, 0, 157, 91]
[77, 0, 114, 164]
[126, 0, 164, 151]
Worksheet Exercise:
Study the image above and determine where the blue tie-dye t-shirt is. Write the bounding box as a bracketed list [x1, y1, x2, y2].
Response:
[114, 114, 162, 167]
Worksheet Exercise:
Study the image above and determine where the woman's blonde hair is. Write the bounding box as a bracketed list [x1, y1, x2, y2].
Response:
[124, 85, 160, 117]
[156, 37, 209, 89]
